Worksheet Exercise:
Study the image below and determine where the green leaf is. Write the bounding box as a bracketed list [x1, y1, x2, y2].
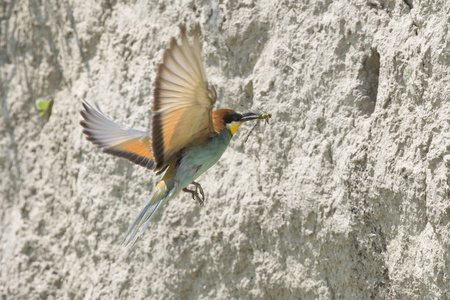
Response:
[35, 97, 54, 117]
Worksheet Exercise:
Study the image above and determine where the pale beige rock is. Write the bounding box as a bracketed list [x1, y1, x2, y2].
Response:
[1, 0, 449, 299]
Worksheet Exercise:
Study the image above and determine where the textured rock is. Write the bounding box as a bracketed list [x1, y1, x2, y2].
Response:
[1, 0, 449, 299]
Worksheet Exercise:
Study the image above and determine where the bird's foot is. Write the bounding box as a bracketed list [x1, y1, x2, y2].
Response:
[182, 181, 205, 206]
[192, 182, 205, 204]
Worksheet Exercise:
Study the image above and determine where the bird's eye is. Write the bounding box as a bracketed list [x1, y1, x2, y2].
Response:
[224, 113, 241, 123]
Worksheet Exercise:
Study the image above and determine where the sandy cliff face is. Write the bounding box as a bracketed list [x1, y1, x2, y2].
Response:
[1, 0, 449, 299]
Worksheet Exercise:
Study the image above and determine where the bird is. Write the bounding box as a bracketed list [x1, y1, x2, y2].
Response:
[80, 23, 271, 246]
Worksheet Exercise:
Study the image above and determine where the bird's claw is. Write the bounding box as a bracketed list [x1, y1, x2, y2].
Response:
[182, 181, 205, 206]
[192, 182, 205, 204]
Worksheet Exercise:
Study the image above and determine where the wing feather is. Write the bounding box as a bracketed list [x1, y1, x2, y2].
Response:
[152, 23, 216, 170]
[80, 101, 157, 171]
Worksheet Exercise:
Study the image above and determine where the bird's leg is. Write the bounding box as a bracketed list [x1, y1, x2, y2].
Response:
[182, 187, 198, 203]
[182, 187, 204, 206]
[182, 181, 205, 206]
[192, 181, 205, 203]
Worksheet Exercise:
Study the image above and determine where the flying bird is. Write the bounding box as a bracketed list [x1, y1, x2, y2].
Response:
[80, 23, 271, 246]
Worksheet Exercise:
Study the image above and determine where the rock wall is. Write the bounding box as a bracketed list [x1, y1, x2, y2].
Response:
[1, 0, 449, 299]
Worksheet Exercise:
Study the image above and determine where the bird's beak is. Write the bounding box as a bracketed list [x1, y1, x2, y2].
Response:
[241, 112, 272, 123]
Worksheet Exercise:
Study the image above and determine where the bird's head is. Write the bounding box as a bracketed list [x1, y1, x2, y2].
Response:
[212, 109, 270, 135]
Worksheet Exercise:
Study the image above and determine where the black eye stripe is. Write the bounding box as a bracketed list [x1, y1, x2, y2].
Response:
[224, 113, 242, 123]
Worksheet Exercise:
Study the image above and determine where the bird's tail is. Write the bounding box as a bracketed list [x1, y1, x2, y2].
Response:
[121, 180, 175, 247]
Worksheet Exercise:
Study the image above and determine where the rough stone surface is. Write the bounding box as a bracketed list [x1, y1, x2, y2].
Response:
[1, 0, 449, 299]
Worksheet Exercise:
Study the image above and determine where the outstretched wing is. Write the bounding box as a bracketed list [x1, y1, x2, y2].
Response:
[80, 101, 157, 171]
[152, 23, 217, 170]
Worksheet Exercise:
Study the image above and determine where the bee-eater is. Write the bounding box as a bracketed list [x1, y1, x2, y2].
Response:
[80, 23, 270, 246]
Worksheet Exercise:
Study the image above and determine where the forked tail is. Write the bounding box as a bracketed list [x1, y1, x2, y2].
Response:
[121, 180, 175, 247]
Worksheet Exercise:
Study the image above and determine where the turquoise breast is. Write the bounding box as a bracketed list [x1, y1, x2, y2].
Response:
[176, 130, 233, 188]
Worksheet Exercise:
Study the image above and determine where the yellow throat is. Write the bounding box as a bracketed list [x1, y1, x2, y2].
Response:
[227, 122, 243, 135]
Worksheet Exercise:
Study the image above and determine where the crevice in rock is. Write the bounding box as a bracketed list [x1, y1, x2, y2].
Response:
[403, 0, 413, 10]
[357, 48, 380, 116]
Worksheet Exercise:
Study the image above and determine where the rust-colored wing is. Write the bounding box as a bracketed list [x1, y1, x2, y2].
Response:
[80, 101, 157, 171]
[152, 23, 217, 170]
